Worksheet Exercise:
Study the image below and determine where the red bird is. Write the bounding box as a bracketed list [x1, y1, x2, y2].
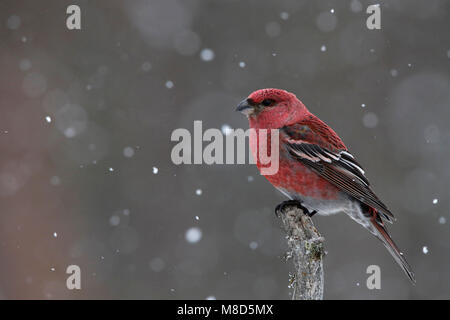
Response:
[237, 88, 415, 283]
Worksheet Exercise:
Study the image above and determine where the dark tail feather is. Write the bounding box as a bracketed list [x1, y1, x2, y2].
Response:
[369, 211, 416, 284]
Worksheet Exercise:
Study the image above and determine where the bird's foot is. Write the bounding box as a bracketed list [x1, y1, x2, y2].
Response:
[275, 200, 303, 217]
[275, 200, 317, 218]
[307, 210, 318, 218]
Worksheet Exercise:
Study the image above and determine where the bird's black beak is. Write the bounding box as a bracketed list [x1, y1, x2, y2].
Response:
[236, 99, 254, 115]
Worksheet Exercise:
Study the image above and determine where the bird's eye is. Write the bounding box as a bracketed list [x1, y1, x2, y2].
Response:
[261, 99, 274, 106]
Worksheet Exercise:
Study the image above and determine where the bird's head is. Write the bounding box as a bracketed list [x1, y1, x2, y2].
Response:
[236, 88, 309, 129]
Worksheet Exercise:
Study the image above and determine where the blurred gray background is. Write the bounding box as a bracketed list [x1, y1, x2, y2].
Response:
[0, 0, 449, 299]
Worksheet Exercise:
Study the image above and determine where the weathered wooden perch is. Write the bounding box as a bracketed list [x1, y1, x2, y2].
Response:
[278, 203, 325, 300]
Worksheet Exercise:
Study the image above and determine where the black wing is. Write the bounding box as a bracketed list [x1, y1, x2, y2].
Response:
[285, 139, 394, 223]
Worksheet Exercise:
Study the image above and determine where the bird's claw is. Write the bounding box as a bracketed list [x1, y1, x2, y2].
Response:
[308, 210, 317, 218]
[275, 200, 304, 217]
[275, 200, 317, 218]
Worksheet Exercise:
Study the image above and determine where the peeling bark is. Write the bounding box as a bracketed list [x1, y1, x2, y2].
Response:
[278, 204, 325, 300]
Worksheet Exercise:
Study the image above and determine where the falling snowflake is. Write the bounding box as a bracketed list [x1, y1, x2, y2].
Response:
[280, 12, 289, 20]
[123, 146, 135, 158]
[350, 0, 363, 13]
[185, 227, 202, 243]
[239, 61, 246, 68]
[320, 45, 327, 52]
[165, 81, 174, 89]
[141, 61, 152, 72]
[422, 246, 429, 254]
[152, 166, 159, 174]
[50, 176, 61, 186]
[362, 112, 378, 128]
[438, 217, 446, 225]
[64, 127, 76, 138]
[200, 48, 215, 61]
[149, 257, 165, 272]
[432, 198, 438, 204]
[221, 124, 233, 135]
[109, 215, 120, 226]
